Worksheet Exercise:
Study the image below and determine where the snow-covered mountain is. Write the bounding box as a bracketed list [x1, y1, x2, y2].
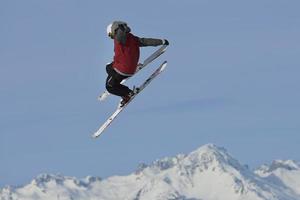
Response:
[1, 144, 300, 200]
[255, 160, 300, 197]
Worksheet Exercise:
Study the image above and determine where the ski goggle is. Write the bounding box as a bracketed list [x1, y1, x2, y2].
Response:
[108, 32, 114, 39]
[108, 28, 118, 39]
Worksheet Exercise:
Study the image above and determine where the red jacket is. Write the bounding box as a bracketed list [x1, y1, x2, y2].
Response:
[112, 33, 140, 76]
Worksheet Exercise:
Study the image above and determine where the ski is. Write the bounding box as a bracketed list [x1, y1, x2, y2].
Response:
[97, 45, 168, 101]
[92, 61, 167, 139]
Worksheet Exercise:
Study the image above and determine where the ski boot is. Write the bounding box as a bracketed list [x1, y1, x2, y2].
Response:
[120, 91, 134, 107]
[119, 86, 140, 107]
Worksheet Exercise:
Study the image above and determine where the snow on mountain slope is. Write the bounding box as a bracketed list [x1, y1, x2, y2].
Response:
[1, 144, 300, 200]
[255, 160, 300, 196]
[0, 174, 102, 200]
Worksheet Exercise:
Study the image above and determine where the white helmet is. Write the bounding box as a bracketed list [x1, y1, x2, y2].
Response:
[106, 21, 130, 38]
[106, 23, 113, 37]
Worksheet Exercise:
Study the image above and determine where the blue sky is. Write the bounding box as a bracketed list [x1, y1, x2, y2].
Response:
[1, 0, 300, 187]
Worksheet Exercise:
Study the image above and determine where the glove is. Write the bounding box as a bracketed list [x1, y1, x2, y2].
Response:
[162, 39, 169, 45]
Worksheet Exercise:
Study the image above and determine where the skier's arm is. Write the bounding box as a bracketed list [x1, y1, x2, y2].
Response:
[138, 38, 169, 47]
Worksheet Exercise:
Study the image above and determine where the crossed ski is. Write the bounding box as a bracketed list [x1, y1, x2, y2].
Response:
[92, 61, 167, 139]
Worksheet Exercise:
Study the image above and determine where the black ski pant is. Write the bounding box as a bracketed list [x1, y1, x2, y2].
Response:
[105, 63, 132, 97]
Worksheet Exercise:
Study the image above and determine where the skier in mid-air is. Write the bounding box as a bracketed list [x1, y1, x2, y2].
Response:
[105, 21, 169, 106]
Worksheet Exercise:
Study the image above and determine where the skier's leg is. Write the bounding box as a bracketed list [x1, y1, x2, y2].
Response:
[106, 75, 132, 97]
[105, 64, 133, 97]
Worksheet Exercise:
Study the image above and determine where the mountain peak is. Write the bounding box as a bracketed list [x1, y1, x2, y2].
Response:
[270, 160, 300, 171]
[32, 173, 65, 186]
[137, 144, 247, 176]
[184, 143, 245, 172]
[31, 173, 101, 189]
[197, 143, 224, 151]
[189, 143, 229, 159]
[256, 160, 300, 175]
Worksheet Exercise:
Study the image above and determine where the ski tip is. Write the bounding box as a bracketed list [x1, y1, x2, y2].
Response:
[92, 131, 102, 139]
[98, 91, 110, 102]
[161, 60, 168, 69]
[162, 44, 168, 50]
[98, 96, 106, 101]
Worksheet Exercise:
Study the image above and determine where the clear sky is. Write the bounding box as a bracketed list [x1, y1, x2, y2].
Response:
[1, 0, 300, 187]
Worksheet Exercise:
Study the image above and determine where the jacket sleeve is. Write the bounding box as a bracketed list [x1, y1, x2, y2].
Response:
[138, 37, 164, 47]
